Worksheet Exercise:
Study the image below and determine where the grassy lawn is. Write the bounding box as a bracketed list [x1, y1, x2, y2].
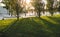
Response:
[0, 16, 60, 37]
[0, 19, 17, 31]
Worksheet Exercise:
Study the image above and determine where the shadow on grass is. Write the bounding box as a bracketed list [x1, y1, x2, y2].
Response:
[1, 17, 60, 37]
[1, 18, 55, 37]
[0, 19, 20, 37]
[0, 32, 8, 37]
[48, 16, 60, 24]
[39, 17, 60, 37]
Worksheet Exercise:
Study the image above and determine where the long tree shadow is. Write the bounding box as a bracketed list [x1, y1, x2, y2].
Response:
[48, 16, 60, 24]
[31, 18, 54, 37]
[0, 19, 24, 37]
[19, 18, 52, 37]
[3, 18, 55, 37]
[4, 19, 24, 32]
[39, 17, 60, 37]
[0, 19, 18, 37]
[1, 17, 60, 37]
[4, 18, 25, 37]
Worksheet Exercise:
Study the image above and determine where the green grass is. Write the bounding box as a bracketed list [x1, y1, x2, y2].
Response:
[0, 19, 17, 32]
[0, 16, 60, 37]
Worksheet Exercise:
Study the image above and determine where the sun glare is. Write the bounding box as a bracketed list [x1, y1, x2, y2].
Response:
[57, 0, 59, 1]
[26, 0, 31, 4]
[22, 0, 32, 10]
[42, 0, 47, 4]
[22, 0, 48, 10]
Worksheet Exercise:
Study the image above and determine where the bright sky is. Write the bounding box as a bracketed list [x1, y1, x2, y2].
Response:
[42, 0, 47, 4]
[0, 0, 5, 6]
[23, 0, 47, 10]
[26, 0, 31, 4]
[57, 0, 59, 1]
[0, 3, 5, 6]
[0, 0, 2, 2]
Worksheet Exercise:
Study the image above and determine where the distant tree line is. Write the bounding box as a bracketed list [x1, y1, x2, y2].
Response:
[2, 0, 60, 20]
[32, 0, 60, 17]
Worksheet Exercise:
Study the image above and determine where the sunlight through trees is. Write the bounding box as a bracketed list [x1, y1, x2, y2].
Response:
[1, 0, 60, 18]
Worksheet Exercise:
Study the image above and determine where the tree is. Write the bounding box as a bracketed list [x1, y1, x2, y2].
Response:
[2, 0, 10, 15]
[57, 0, 60, 13]
[46, 0, 54, 16]
[15, 2, 23, 20]
[3, 0, 23, 20]
[31, 0, 44, 17]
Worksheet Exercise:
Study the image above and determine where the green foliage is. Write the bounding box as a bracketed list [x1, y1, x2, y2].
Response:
[3, 0, 23, 20]
[58, 1, 60, 12]
[46, 0, 54, 16]
[31, 0, 44, 17]
[32, 0, 42, 11]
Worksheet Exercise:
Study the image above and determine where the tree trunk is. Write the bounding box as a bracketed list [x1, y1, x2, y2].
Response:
[16, 12, 19, 20]
[51, 13, 53, 16]
[50, 12, 53, 16]
[38, 12, 41, 17]
[37, 12, 41, 17]
[24, 12, 26, 16]
[16, 7, 20, 20]
[17, 15, 19, 20]
[16, 3, 19, 20]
